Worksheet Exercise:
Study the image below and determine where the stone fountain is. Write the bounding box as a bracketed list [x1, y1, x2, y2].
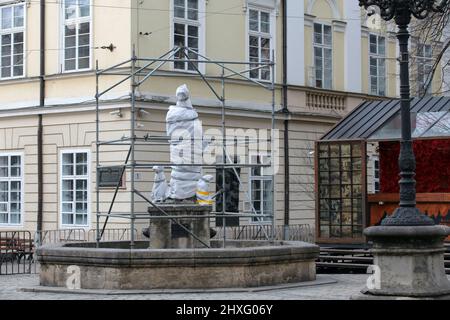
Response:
[36, 85, 319, 290]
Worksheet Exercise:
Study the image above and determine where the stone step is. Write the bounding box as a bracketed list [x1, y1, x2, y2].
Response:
[319, 255, 373, 262]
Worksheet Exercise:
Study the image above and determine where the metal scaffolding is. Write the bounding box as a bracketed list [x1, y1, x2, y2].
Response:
[95, 46, 277, 249]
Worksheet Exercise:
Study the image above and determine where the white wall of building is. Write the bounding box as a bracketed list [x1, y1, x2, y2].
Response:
[286, 0, 305, 86]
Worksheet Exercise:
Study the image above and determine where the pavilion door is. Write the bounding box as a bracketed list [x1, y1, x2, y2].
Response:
[315, 140, 367, 244]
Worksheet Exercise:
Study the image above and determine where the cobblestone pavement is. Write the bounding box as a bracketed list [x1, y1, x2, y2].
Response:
[0, 273, 370, 300]
[2, 273, 449, 300]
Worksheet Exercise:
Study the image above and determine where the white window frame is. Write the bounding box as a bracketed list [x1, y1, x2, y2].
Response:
[416, 43, 433, 96]
[313, 22, 333, 90]
[0, 152, 24, 227]
[368, 34, 386, 96]
[246, 6, 275, 82]
[60, 0, 93, 73]
[59, 149, 91, 229]
[0, 2, 26, 80]
[170, 0, 206, 73]
[248, 154, 273, 225]
[372, 155, 380, 194]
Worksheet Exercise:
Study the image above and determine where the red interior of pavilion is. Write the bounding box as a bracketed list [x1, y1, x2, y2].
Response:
[369, 139, 450, 240]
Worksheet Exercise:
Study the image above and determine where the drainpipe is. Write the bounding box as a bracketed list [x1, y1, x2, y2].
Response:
[37, 0, 45, 235]
[282, 0, 290, 240]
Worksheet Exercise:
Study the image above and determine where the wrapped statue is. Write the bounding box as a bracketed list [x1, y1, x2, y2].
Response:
[151, 166, 169, 202]
[166, 84, 204, 200]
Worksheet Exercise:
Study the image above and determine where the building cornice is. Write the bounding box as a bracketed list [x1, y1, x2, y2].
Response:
[332, 20, 347, 33]
[304, 14, 315, 27]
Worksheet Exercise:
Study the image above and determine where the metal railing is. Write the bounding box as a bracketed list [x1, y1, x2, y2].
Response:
[0, 231, 35, 275]
[212, 224, 315, 243]
[34, 229, 86, 247]
[87, 228, 140, 242]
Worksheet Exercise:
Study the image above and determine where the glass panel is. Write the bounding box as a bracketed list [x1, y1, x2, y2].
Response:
[419, 112, 450, 137]
[249, 10, 259, 31]
[342, 226, 352, 237]
[330, 185, 340, 198]
[13, 5, 24, 28]
[260, 12, 270, 33]
[2, 7, 12, 29]
[342, 199, 352, 211]
[330, 199, 341, 212]
[10, 213, 20, 224]
[79, 0, 90, 17]
[353, 170, 362, 184]
[323, 25, 332, 46]
[329, 144, 339, 157]
[330, 171, 339, 185]
[65, 0, 77, 20]
[353, 185, 362, 197]
[320, 186, 329, 198]
[319, 159, 329, 171]
[319, 144, 328, 157]
[174, 0, 185, 18]
[320, 211, 330, 223]
[330, 158, 339, 171]
[187, 0, 198, 20]
[62, 213, 73, 225]
[369, 34, 377, 54]
[320, 225, 329, 238]
[313, 24, 322, 44]
[341, 144, 350, 156]
[0, 213, 7, 224]
[331, 226, 341, 237]
[352, 158, 362, 171]
[0, 182, 8, 201]
[63, 153, 74, 165]
[341, 171, 351, 184]
[0, 156, 8, 177]
[342, 185, 351, 198]
[62, 203, 73, 213]
[378, 37, 385, 55]
[341, 158, 351, 171]
[319, 170, 329, 183]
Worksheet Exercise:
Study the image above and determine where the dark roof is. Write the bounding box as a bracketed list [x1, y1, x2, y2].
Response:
[320, 96, 450, 141]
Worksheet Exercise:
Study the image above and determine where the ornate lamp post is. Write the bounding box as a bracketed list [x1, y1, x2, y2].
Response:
[360, 0, 444, 226]
[357, 0, 450, 298]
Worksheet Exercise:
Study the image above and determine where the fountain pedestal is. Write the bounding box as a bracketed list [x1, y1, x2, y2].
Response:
[148, 204, 212, 249]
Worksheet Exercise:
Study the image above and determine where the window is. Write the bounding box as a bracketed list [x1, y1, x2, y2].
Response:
[0, 3, 24, 79]
[369, 34, 386, 96]
[372, 156, 380, 193]
[173, 0, 200, 71]
[249, 155, 272, 223]
[313, 23, 332, 89]
[61, 151, 90, 227]
[417, 44, 433, 97]
[63, 0, 91, 72]
[248, 8, 272, 81]
[0, 154, 22, 225]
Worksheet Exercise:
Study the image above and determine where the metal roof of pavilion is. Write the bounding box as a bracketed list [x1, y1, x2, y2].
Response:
[320, 96, 450, 141]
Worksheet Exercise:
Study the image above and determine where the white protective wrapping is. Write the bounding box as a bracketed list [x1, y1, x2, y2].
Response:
[166, 84, 203, 199]
[196, 175, 214, 206]
[151, 166, 169, 202]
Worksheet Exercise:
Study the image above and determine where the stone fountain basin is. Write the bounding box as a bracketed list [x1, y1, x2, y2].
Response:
[36, 240, 319, 290]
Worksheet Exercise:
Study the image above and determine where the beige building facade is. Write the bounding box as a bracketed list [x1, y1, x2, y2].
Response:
[0, 0, 442, 236]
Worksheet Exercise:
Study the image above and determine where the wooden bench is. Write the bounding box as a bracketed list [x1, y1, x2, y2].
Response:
[0, 238, 34, 262]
